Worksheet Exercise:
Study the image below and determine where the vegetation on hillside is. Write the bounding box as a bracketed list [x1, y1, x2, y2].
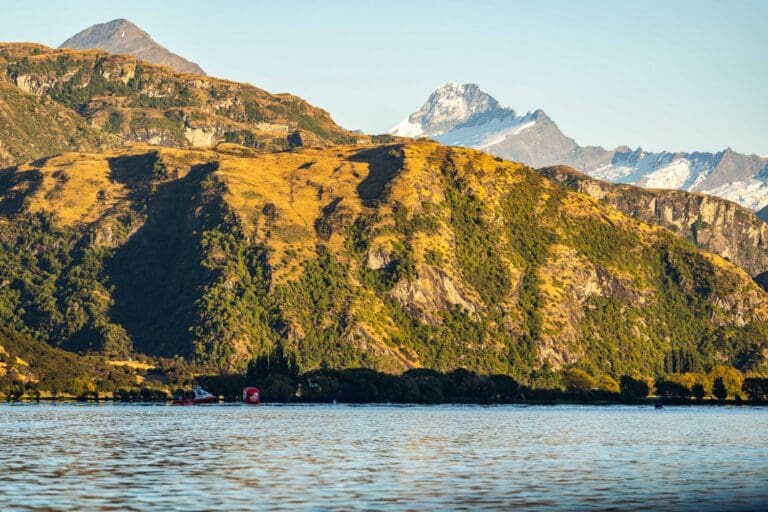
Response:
[0, 326, 137, 397]
[0, 141, 766, 392]
[0, 80, 106, 167]
[539, 164, 768, 281]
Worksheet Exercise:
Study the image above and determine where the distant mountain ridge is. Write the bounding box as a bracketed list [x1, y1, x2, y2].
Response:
[60, 19, 206, 75]
[0, 42, 360, 168]
[391, 83, 768, 210]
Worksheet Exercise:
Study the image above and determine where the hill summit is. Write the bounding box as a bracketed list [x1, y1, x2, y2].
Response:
[60, 18, 206, 75]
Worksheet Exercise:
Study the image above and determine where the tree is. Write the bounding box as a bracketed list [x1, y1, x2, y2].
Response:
[708, 366, 743, 398]
[152, 160, 169, 180]
[246, 345, 299, 388]
[564, 368, 596, 392]
[691, 383, 705, 400]
[599, 374, 620, 393]
[263, 374, 296, 402]
[712, 377, 728, 400]
[741, 378, 768, 401]
[655, 378, 691, 399]
[620, 375, 649, 401]
[677, 372, 708, 394]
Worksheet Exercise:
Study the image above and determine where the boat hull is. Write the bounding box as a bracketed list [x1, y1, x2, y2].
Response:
[171, 396, 218, 406]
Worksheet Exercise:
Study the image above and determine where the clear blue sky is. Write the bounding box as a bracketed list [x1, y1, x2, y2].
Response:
[3, 0, 767, 154]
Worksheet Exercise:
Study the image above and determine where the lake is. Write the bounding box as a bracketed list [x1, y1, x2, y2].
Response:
[0, 404, 766, 511]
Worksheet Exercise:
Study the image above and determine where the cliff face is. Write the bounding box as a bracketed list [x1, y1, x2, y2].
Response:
[1, 141, 766, 377]
[539, 165, 768, 282]
[0, 43, 362, 168]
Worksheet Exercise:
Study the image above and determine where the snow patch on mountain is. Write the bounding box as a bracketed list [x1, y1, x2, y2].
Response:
[389, 117, 423, 138]
[591, 150, 717, 191]
[707, 179, 768, 211]
[435, 111, 537, 149]
[639, 160, 697, 189]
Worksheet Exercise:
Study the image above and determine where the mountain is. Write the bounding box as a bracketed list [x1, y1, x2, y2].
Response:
[60, 19, 206, 75]
[0, 140, 766, 378]
[391, 83, 768, 210]
[0, 43, 362, 168]
[539, 164, 768, 281]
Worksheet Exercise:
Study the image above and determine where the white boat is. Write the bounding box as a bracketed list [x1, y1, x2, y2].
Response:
[172, 385, 217, 405]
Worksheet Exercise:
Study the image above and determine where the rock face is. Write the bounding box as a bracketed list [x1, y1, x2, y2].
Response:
[1, 141, 766, 376]
[539, 165, 768, 281]
[60, 19, 206, 76]
[391, 83, 768, 211]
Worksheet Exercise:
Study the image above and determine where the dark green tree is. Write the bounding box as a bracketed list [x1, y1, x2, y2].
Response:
[691, 383, 705, 400]
[712, 377, 728, 400]
[620, 375, 649, 401]
[655, 378, 691, 399]
[741, 378, 767, 401]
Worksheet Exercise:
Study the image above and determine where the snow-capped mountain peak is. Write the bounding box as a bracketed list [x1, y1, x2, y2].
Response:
[390, 82, 509, 138]
[389, 82, 541, 148]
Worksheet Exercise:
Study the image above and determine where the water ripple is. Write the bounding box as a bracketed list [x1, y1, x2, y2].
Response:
[0, 404, 766, 510]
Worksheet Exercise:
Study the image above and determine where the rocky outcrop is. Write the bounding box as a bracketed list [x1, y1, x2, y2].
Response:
[183, 126, 218, 147]
[390, 265, 479, 323]
[539, 164, 768, 280]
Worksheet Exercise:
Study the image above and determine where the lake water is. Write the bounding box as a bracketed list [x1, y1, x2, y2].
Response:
[0, 404, 766, 511]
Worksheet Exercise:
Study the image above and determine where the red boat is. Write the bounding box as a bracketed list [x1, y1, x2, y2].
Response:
[172, 385, 218, 406]
[242, 386, 261, 405]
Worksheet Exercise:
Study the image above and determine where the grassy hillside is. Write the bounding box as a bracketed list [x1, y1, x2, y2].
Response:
[0, 141, 766, 381]
[0, 326, 139, 396]
[0, 79, 107, 165]
[0, 43, 362, 168]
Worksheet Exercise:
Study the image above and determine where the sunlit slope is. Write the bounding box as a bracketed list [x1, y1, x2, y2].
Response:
[0, 141, 766, 377]
[0, 80, 107, 166]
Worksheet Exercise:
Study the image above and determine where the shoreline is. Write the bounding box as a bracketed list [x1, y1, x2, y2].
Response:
[4, 396, 767, 407]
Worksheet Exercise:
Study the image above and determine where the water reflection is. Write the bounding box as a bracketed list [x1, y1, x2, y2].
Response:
[0, 404, 766, 511]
